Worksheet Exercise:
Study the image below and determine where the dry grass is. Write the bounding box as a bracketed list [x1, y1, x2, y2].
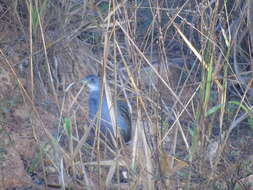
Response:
[0, 0, 253, 189]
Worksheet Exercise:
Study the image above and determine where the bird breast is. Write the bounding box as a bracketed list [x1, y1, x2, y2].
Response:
[88, 92, 131, 141]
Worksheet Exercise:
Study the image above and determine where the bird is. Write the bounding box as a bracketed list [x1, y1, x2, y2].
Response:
[80, 75, 131, 143]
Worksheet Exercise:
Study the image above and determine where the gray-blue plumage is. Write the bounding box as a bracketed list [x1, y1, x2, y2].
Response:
[81, 75, 131, 142]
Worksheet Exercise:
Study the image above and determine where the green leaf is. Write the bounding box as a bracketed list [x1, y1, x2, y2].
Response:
[64, 118, 72, 137]
[228, 101, 250, 113]
[31, 0, 49, 34]
[248, 118, 253, 129]
[205, 103, 225, 117]
[27, 150, 42, 173]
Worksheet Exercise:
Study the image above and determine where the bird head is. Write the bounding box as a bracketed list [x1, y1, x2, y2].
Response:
[80, 75, 100, 92]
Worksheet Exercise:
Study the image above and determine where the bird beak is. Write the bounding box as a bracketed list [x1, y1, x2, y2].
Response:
[79, 78, 88, 85]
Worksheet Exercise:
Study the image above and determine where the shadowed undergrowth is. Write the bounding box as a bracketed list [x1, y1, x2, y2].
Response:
[0, 0, 252, 189]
